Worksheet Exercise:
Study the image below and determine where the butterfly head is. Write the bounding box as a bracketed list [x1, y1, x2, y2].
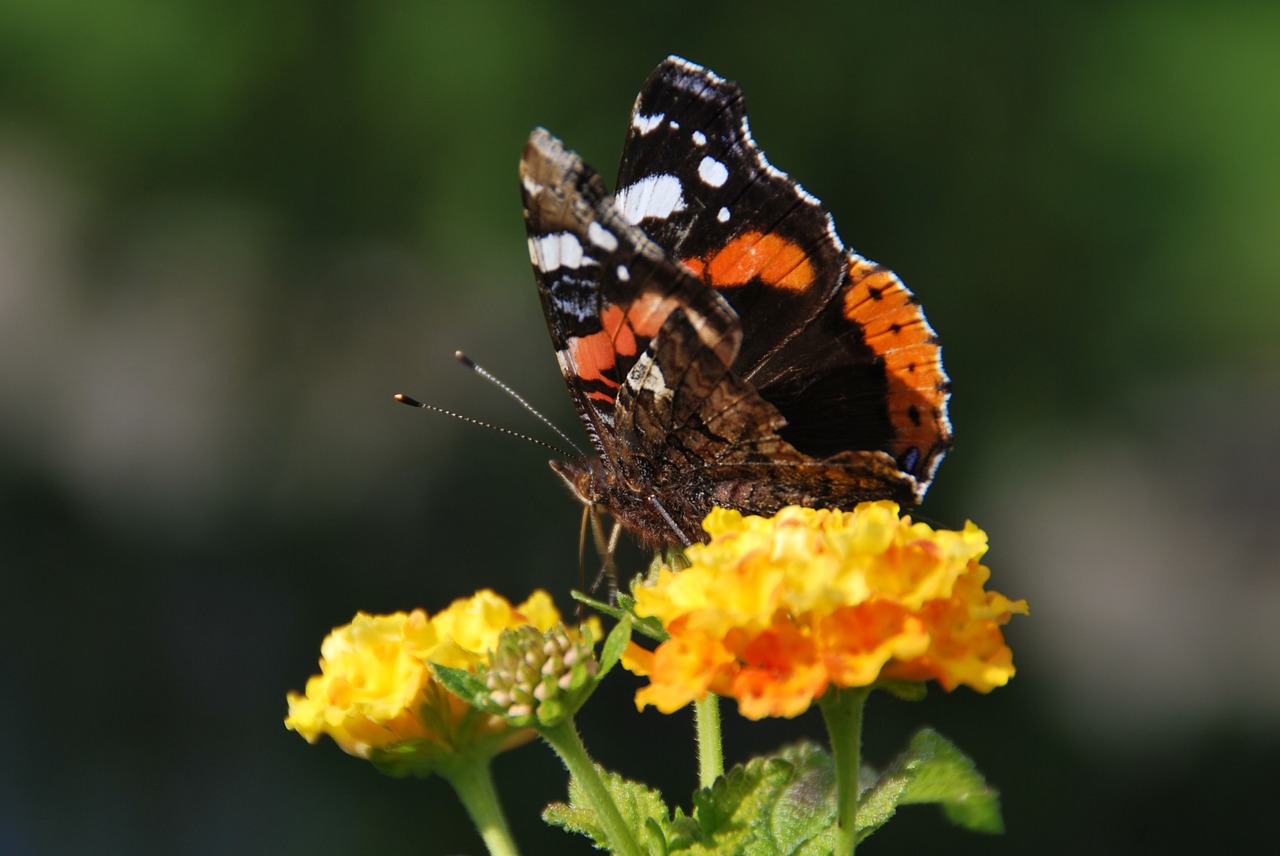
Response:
[549, 457, 598, 511]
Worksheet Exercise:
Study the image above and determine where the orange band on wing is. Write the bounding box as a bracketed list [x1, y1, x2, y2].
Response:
[842, 256, 949, 458]
[568, 305, 631, 385]
[686, 231, 815, 291]
[565, 293, 678, 391]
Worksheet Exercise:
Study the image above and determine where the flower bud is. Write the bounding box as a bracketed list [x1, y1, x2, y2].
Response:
[480, 623, 599, 728]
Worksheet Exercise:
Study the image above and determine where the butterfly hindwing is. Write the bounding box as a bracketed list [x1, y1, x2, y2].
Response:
[611, 307, 916, 543]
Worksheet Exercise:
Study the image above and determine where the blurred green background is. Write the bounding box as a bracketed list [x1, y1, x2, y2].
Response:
[3, 1, 1278, 853]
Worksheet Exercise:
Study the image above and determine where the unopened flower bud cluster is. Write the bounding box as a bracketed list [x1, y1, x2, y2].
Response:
[483, 623, 598, 727]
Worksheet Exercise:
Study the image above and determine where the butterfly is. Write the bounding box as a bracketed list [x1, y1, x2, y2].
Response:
[521, 56, 951, 549]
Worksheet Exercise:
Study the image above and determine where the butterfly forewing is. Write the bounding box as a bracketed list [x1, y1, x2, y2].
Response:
[616, 57, 952, 494]
[521, 128, 740, 457]
[615, 59, 849, 376]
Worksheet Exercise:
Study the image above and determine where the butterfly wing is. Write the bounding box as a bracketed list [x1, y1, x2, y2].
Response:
[617, 56, 952, 497]
[616, 57, 847, 374]
[613, 307, 916, 543]
[520, 128, 740, 459]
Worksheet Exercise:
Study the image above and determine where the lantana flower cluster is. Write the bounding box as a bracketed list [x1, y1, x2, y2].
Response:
[285, 589, 581, 760]
[623, 502, 1028, 719]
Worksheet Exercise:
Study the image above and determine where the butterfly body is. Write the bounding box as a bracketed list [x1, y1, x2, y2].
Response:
[523, 58, 951, 548]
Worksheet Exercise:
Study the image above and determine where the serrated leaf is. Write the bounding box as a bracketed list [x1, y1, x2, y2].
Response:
[665, 742, 836, 855]
[430, 663, 489, 709]
[857, 727, 1004, 841]
[661, 810, 702, 852]
[855, 763, 908, 838]
[690, 757, 788, 840]
[541, 800, 594, 840]
[896, 729, 1004, 833]
[542, 764, 674, 851]
[764, 743, 839, 854]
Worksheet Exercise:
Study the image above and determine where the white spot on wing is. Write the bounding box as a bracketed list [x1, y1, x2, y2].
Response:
[632, 112, 665, 135]
[669, 120, 680, 130]
[691, 130, 707, 146]
[528, 232, 596, 271]
[698, 156, 729, 188]
[521, 175, 544, 197]
[636, 362, 672, 403]
[587, 222, 619, 252]
[615, 174, 687, 224]
[616, 265, 631, 282]
[717, 206, 730, 223]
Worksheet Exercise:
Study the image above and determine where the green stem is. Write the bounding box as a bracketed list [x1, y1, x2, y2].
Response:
[440, 756, 521, 856]
[819, 687, 871, 856]
[541, 719, 644, 856]
[694, 693, 723, 788]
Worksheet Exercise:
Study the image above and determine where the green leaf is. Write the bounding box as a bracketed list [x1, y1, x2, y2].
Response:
[430, 663, 489, 710]
[572, 589, 669, 643]
[895, 729, 1004, 833]
[858, 727, 1004, 841]
[644, 816, 671, 856]
[853, 760, 907, 838]
[683, 761, 784, 854]
[543, 764, 675, 851]
[629, 614, 670, 643]
[616, 592, 671, 643]
[764, 743, 839, 854]
[598, 614, 632, 678]
[548, 742, 922, 854]
[655, 742, 838, 855]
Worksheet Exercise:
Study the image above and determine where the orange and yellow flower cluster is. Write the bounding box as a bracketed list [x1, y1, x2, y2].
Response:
[623, 502, 1028, 720]
[285, 589, 569, 759]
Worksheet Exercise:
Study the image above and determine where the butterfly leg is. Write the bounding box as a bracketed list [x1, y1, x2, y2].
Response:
[584, 512, 622, 603]
[574, 505, 592, 619]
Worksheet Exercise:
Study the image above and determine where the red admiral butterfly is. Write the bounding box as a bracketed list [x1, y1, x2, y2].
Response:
[522, 57, 951, 548]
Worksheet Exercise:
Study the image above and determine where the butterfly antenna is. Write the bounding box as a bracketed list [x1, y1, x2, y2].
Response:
[393, 394, 574, 458]
[455, 350, 585, 458]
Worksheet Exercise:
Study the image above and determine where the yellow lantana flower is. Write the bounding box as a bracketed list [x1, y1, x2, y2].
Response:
[285, 589, 571, 760]
[622, 503, 1028, 720]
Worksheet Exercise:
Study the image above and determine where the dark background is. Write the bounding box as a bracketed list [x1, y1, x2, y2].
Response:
[3, 2, 1277, 853]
